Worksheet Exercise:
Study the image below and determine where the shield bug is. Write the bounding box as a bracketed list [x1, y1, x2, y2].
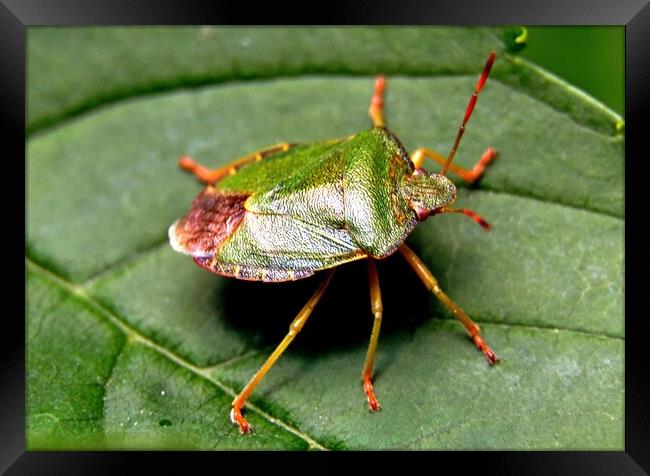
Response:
[169, 52, 499, 434]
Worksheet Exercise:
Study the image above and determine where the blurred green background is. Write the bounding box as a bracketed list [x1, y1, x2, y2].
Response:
[519, 26, 624, 115]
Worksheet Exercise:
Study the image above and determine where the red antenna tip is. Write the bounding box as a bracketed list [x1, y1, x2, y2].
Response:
[442, 52, 496, 176]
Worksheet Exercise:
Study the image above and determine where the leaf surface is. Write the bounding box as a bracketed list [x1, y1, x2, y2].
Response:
[27, 27, 624, 450]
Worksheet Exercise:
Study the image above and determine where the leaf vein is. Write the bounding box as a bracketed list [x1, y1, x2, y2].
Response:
[101, 334, 128, 435]
[27, 258, 330, 450]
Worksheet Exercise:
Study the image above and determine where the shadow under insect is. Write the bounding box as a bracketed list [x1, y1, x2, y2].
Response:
[219, 253, 431, 358]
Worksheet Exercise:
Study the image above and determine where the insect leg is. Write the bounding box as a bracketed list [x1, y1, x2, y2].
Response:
[368, 76, 387, 127]
[410, 147, 497, 184]
[398, 244, 498, 365]
[361, 259, 383, 412]
[230, 269, 335, 434]
[178, 143, 294, 184]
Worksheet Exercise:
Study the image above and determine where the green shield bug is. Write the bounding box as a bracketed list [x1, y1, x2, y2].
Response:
[169, 52, 499, 434]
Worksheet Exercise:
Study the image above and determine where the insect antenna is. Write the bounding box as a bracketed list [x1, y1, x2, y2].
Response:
[441, 51, 496, 176]
[440, 207, 491, 231]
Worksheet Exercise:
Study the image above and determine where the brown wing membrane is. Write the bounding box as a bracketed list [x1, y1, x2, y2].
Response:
[168, 187, 249, 257]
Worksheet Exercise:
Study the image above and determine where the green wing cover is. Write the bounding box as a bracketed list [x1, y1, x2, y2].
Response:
[172, 128, 418, 281]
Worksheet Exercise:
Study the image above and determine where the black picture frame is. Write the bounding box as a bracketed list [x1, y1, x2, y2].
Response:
[6, 0, 649, 473]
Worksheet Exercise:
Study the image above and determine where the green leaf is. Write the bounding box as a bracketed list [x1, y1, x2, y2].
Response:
[27, 27, 623, 450]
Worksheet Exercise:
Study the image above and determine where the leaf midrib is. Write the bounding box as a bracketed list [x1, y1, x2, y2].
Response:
[26, 258, 328, 450]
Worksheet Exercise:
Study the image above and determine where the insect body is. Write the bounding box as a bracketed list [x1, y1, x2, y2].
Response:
[169, 52, 499, 434]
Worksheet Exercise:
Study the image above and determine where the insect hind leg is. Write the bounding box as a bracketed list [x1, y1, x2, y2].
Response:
[398, 244, 498, 365]
[230, 269, 335, 434]
[361, 259, 383, 412]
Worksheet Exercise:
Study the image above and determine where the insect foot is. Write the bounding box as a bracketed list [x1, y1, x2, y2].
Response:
[363, 377, 382, 412]
[230, 406, 253, 434]
[472, 335, 499, 366]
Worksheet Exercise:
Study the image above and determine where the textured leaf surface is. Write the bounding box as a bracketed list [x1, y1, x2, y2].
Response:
[27, 27, 624, 450]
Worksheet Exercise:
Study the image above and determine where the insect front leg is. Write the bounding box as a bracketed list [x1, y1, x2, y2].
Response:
[178, 142, 294, 184]
[398, 244, 498, 365]
[361, 259, 383, 412]
[410, 147, 497, 184]
[230, 269, 335, 434]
